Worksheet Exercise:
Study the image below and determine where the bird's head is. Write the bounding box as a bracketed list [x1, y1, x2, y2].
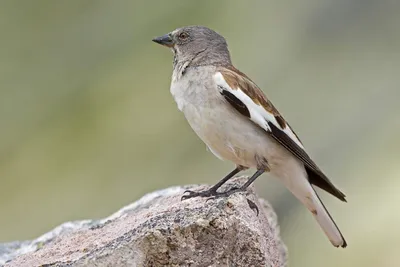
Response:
[152, 26, 231, 67]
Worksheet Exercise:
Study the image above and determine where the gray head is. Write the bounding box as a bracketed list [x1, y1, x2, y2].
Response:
[152, 26, 231, 68]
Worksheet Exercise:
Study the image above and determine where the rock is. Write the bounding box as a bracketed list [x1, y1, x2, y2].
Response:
[0, 176, 287, 267]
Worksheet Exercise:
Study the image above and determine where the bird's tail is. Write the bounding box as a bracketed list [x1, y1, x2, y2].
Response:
[309, 186, 347, 247]
[282, 172, 347, 248]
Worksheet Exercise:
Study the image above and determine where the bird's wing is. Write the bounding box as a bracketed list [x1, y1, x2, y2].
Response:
[214, 65, 346, 201]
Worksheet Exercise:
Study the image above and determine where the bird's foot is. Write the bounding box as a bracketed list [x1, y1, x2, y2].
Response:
[181, 186, 242, 201]
[203, 187, 259, 215]
[181, 189, 216, 201]
[181, 187, 259, 215]
[204, 187, 244, 201]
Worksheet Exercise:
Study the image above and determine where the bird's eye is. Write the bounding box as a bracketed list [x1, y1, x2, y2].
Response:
[178, 32, 189, 40]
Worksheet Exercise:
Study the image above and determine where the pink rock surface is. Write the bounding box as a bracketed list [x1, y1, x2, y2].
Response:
[3, 177, 287, 267]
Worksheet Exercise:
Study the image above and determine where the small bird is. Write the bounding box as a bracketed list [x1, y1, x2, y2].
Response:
[152, 26, 347, 248]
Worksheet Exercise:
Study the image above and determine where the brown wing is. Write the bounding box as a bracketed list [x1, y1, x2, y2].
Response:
[217, 65, 346, 202]
[219, 65, 289, 129]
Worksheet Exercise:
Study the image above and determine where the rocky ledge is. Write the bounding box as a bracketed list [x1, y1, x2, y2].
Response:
[0, 177, 287, 267]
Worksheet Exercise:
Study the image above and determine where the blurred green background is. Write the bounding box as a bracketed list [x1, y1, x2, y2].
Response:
[1, 0, 399, 266]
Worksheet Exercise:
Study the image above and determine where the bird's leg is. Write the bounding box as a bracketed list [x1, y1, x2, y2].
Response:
[239, 169, 265, 189]
[205, 169, 265, 199]
[181, 166, 244, 200]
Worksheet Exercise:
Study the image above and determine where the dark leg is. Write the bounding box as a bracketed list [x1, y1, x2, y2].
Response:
[241, 169, 265, 189]
[206, 169, 265, 199]
[181, 166, 243, 200]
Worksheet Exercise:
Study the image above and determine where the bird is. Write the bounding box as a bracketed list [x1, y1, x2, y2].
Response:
[152, 25, 347, 248]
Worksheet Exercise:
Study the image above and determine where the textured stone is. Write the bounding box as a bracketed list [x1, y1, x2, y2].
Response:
[0, 177, 287, 267]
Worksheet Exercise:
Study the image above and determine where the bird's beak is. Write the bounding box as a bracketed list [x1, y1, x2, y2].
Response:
[152, 34, 174, 47]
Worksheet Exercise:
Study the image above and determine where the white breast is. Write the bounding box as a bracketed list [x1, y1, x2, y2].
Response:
[169, 66, 284, 168]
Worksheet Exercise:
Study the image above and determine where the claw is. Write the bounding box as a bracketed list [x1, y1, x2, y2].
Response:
[246, 199, 259, 216]
[204, 188, 244, 200]
[181, 187, 246, 202]
[181, 189, 215, 201]
[181, 190, 199, 201]
[205, 196, 216, 203]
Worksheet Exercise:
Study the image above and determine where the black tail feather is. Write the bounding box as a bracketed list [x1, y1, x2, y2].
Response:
[306, 167, 347, 202]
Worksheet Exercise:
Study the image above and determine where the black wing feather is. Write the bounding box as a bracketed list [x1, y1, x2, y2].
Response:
[220, 89, 250, 118]
[267, 122, 346, 202]
[219, 85, 346, 202]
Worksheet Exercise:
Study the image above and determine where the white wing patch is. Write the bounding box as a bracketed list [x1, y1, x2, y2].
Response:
[214, 72, 304, 149]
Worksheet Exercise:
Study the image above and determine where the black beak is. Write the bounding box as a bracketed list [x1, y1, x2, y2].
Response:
[152, 34, 174, 47]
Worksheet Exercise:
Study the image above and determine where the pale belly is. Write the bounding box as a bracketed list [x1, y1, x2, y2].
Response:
[181, 101, 287, 170]
[170, 66, 297, 173]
